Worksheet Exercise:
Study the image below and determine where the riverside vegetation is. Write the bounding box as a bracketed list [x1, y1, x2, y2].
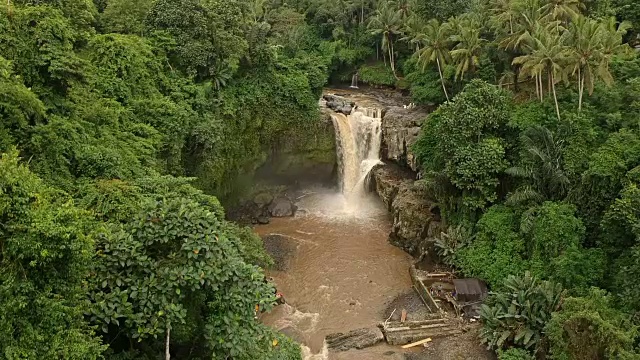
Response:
[1, 0, 640, 359]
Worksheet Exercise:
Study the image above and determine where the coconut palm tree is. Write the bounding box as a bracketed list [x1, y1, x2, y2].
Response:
[249, 0, 268, 22]
[540, 0, 585, 23]
[369, 3, 403, 77]
[491, 0, 546, 90]
[514, 24, 567, 120]
[564, 17, 631, 110]
[597, 17, 633, 83]
[402, 13, 426, 51]
[415, 19, 453, 101]
[564, 16, 601, 110]
[450, 16, 487, 80]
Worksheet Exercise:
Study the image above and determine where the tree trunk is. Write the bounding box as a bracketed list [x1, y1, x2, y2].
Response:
[437, 57, 450, 102]
[513, 64, 520, 92]
[539, 74, 544, 102]
[578, 68, 584, 111]
[389, 36, 398, 79]
[165, 323, 171, 360]
[552, 75, 561, 121]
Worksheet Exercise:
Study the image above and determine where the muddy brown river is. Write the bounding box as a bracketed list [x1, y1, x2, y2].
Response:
[255, 189, 418, 359]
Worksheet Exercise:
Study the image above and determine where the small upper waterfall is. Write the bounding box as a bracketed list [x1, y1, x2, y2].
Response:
[350, 73, 359, 89]
[330, 106, 382, 209]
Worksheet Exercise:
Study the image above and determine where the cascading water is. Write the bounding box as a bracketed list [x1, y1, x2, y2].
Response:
[349, 73, 359, 89]
[330, 106, 383, 212]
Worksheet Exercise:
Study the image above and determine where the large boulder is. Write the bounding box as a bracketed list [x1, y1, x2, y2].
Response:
[371, 164, 441, 260]
[323, 94, 355, 115]
[268, 197, 297, 217]
[253, 192, 274, 208]
[381, 107, 429, 172]
[325, 327, 384, 351]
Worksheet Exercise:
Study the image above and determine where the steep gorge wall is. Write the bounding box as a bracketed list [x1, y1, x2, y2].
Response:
[373, 104, 443, 259]
[380, 106, 428, 172]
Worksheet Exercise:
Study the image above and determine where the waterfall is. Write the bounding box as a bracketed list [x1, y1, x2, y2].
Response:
[350, 73, 359, 89]
[330, 106, 382, 208]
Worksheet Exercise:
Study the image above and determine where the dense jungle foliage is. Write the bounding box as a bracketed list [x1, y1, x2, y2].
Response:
[1, 0, 640, 358]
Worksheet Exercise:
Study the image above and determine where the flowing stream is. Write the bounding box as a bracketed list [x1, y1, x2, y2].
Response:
[257, 95, 413, 359]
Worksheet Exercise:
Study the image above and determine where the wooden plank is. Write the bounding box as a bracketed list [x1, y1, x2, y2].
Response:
[384, 323, 450, 333]
[401, 337, 432, 349]
[401, 309, 407, 323]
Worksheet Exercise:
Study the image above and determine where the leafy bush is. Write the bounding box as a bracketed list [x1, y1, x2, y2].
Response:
[497, 348, 535, 360]
[358, 62, 396, 87]
[480, 272, 565, 353]
[434, 224, 474, 266]
[413, 80, 513, 214]
[545, 288, 638, 360]
[458, 206, 527, 286]
[0, 150, 106, 359]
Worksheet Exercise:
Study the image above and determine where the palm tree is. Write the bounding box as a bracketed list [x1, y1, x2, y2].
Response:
[402, 13, 426, 51]
[415, 19, 453, 101]
[540, 0, 585, 23]
[369, 3, 402, 77]
[449, 17, 487, 80]
[489, 0, 520, 36]
[506, 126, 569, 205]
[597, 17, 632, 84]
[564, 17, 631, 110]
[564, 17, 601, 111]
[249, 0, 268, 22]
[514, 24, 567, 120]
[491, 0, 546, 91]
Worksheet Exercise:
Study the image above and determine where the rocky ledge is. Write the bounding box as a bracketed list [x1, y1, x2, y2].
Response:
[370, 163, 441, 261]
[322, 94, 356, 115]
[381, 106, 429, 173]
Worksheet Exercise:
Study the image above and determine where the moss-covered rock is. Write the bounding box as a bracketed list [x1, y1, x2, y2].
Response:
[256, 110, 337, 185]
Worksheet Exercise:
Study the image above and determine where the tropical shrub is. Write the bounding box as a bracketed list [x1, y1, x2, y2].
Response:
[480, 272, 565, 353]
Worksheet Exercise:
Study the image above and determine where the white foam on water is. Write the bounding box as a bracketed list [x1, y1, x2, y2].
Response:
[301, 341, 329, 360]
[329, 105, 384, 217]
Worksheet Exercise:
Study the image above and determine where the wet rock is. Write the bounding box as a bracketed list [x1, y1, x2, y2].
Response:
[325, 327, 384, 351]
[262, 234, 297, 271]
[323, 94, 356, 115]
[253, 192, 274, 207]
[268, 197, 297, 217]
[381, 107, 430, 172]
[371, 164, 441, 260]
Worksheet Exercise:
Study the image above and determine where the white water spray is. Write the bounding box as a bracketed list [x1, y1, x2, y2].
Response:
[330, 106, 383, 212]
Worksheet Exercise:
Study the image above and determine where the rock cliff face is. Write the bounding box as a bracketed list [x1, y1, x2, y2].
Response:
[370, 164, 441, 261]
[371, 102, 441, 260]
[256, 111, 336, 185]
[381, 106, 429, 172]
